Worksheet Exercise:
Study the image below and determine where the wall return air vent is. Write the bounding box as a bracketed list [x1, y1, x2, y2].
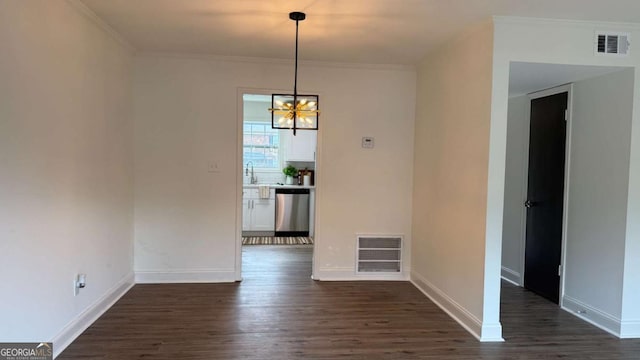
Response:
[356, 235, 403, 273]
[596, 32, 630, 55]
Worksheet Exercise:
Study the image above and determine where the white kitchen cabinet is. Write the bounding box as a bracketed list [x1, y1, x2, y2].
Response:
[284, 130, 316, 162]
[242, 188, 275, 232]
[251, 199, 275, 231]
[242, 199, 252, 231]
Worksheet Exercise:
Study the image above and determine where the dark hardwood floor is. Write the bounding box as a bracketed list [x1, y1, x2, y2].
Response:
[59, 245, 640, 359]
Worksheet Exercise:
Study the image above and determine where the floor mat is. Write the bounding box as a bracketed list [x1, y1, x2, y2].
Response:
[242, 236, 314, 245]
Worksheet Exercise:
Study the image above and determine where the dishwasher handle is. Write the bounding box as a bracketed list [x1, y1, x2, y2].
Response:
[275, 188, 310, 195]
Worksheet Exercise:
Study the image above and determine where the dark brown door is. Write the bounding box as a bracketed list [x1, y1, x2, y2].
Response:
[524, 91, 568, 304]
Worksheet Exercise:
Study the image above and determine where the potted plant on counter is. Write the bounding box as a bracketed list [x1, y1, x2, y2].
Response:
[283, 165, 297, 185]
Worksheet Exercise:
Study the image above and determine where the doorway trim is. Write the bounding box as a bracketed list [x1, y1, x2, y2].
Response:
[235, 87, 321, 281]
[519, 83, 573, 307]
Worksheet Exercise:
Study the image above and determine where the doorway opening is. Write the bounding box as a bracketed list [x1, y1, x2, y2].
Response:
[500, 62, 635, 338]
[237, 92, 317, 280]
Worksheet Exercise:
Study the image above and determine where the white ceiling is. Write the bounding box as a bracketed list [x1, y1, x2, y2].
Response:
[509, 62, 629, 97]
[81, 0, 640, 65]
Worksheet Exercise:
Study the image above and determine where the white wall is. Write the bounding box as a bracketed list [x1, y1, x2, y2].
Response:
[564, 69, 634, 325]
[410, 21, 501, 341]
[500, 95, 528, 285]
[0, 0, 134, 354]
[243, 99, 271, 122]
[133, 55, 416, 282]
[490, 17, 640, 338]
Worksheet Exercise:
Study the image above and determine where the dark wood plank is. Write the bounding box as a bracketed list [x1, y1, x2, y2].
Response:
[58, 246, 640, 359]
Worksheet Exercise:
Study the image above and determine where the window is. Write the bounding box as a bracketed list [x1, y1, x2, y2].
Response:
[243, 122, 280, 169]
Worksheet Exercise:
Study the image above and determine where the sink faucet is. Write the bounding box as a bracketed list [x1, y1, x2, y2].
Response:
[245, 161, 258, 184]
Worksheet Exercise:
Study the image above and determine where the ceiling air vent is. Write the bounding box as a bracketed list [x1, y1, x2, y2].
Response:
[596, 32, 630, 55]
[356, 235, 402, 273]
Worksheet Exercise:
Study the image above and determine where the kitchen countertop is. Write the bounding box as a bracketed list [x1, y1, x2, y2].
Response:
[243, 184, 315, 190]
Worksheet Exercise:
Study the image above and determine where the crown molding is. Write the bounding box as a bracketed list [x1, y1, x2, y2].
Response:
[135, 51, 416, 72]
[66, 0, 136, 54]
[493, 16, 640, 30]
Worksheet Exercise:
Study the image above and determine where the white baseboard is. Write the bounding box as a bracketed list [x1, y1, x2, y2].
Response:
[315, 267, 408, 281]
[500, 266, 521, 286]
[410, 271, 503, 342]
[52, 272, 134, 358]
[479, 322, 504, 342]
[135, 269, 236, 283]
[620, 320, 640, 338]
[410, 271, 482, 340]
[562, 295, 621, 337]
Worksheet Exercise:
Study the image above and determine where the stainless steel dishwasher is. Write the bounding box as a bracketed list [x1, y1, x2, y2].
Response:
[275, 188, 310, 236]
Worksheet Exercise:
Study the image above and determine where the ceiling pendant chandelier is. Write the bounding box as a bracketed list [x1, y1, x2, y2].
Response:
[269, 11, 319, 136]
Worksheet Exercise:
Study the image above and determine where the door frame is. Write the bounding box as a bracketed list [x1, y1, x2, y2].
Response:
[519, 84, 573, 307]
[235, 87, 321, 281]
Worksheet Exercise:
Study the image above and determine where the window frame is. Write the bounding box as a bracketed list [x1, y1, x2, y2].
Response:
[242, 121, 283, 171]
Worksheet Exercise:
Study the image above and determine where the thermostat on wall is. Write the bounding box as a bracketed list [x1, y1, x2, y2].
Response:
[362, 137, 375, 149]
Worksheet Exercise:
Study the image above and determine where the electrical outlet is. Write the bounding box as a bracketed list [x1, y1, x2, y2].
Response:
[362, 137, 375, 149]
[73, 279, 79, 296]
[208, 161, 220, 173]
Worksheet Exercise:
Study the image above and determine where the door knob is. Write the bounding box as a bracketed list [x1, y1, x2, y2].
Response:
[524, 200, 536, 208]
